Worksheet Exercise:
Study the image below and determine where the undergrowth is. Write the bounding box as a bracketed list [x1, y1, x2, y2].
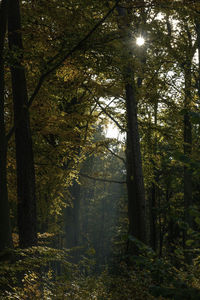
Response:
[1, 244, 200, 299]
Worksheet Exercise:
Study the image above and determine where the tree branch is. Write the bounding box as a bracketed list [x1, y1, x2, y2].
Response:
[6, 0, 121, 141]
[105, 145, 126, 164]
[79, 172, 126, 184]
[95, 97, 125, 132]
[27, 0, 120, 107]
[84, 85, 125, 132]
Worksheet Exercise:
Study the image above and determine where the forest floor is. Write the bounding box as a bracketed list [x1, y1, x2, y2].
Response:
[1, 247, 200, 299]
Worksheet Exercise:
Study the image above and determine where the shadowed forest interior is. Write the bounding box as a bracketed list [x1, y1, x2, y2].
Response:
[1, 0, 200, 299]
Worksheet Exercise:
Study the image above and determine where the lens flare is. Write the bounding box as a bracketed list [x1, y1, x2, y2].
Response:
[136, 36, 145, 46]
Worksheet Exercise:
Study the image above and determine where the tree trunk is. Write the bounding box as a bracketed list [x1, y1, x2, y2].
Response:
[183, 61, 193, 256]
[116, 4, 146, 249]
[149, 182, 157, 251]
[195, 20, 200, 100]
[125, 83, 146, 245]
[65, 181, 81, 249]
[8, 0, 37, 247]
[0, 0, 13, 252]
[149, 102, 158, 251]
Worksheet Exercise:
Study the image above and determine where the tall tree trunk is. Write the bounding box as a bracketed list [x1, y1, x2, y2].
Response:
[116, 4, 146, 249]
[65, 181, 81, 249]
[195, 20, 200, 100]
[149, 181, 157, 250]
[96, 183, 106, 265]
[0, 0, 13, 252]
[8, 0, 37, 247]
[149, 102, 158, 251]
[183, 61, 193, 254]
[125, 82, 146, 245]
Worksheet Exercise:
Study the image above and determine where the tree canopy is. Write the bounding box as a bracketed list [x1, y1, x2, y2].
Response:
[1, 0, 200, 299]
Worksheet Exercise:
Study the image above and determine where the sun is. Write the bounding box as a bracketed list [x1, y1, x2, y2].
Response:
[136, 36, 145, 46]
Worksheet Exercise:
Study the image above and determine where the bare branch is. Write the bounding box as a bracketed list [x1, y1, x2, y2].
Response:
[97, 98, 116, 117]
[79, 172, 126, 184]
[104, 145, 126, 164]
[83, 83, 125, 132]
[95, 97, 125, 132]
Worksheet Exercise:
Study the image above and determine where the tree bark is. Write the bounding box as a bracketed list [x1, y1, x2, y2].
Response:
[116, 4, 146, 249]
[195, 20, 200, 100]
[0, 0, 13, 252]
[125, 82, 146, 245]
[149, 181, 157, 251]
[8, 0, 37, 247]
[183, 61, 193, 254]
[65, 181, 81, 249]
[149, 102, 158, 251]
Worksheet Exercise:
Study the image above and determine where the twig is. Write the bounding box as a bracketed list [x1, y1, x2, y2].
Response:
[79, 172, 126, 184]
[105, 145, 126, 164]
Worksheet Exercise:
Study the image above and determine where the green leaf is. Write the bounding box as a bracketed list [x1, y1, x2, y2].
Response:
[195, 217, 200, 226]
[189, 112, 200, 124]
[185, 239, 194, 246]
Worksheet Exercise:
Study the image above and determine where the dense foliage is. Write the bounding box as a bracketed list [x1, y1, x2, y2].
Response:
[1, 0, 200, 299]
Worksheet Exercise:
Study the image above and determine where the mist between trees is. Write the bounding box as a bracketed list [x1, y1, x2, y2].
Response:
[1, 0, 200, 299]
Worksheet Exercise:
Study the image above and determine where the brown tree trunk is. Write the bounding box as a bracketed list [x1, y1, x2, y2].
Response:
[65, 181, 81, 249]
[149, 102, 158, 251]
[149, 181, 157, 251]
[125, 82, 146, 245]
[0, 0, 13, 252]
[8, 0, 37, 247]
[116, 4, 146, 249]
[183, 61, 193, 256]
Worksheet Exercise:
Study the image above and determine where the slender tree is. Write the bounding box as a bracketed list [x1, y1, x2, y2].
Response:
[183, 58, 193, 246]
[0, 0, 13, 252]
[8, 0, 37, 247]
[64, 181, 81, 249]
[116, 3, 146, 248]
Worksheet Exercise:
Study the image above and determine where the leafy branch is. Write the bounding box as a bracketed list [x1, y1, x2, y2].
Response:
[6, 0, 121, 141]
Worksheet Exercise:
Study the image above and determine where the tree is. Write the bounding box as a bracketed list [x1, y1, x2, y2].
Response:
[8, 0, 37, 247]
[64, 181, 81, 249]
[116, 2, 146, 249]
[0, 0, 13, 253]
